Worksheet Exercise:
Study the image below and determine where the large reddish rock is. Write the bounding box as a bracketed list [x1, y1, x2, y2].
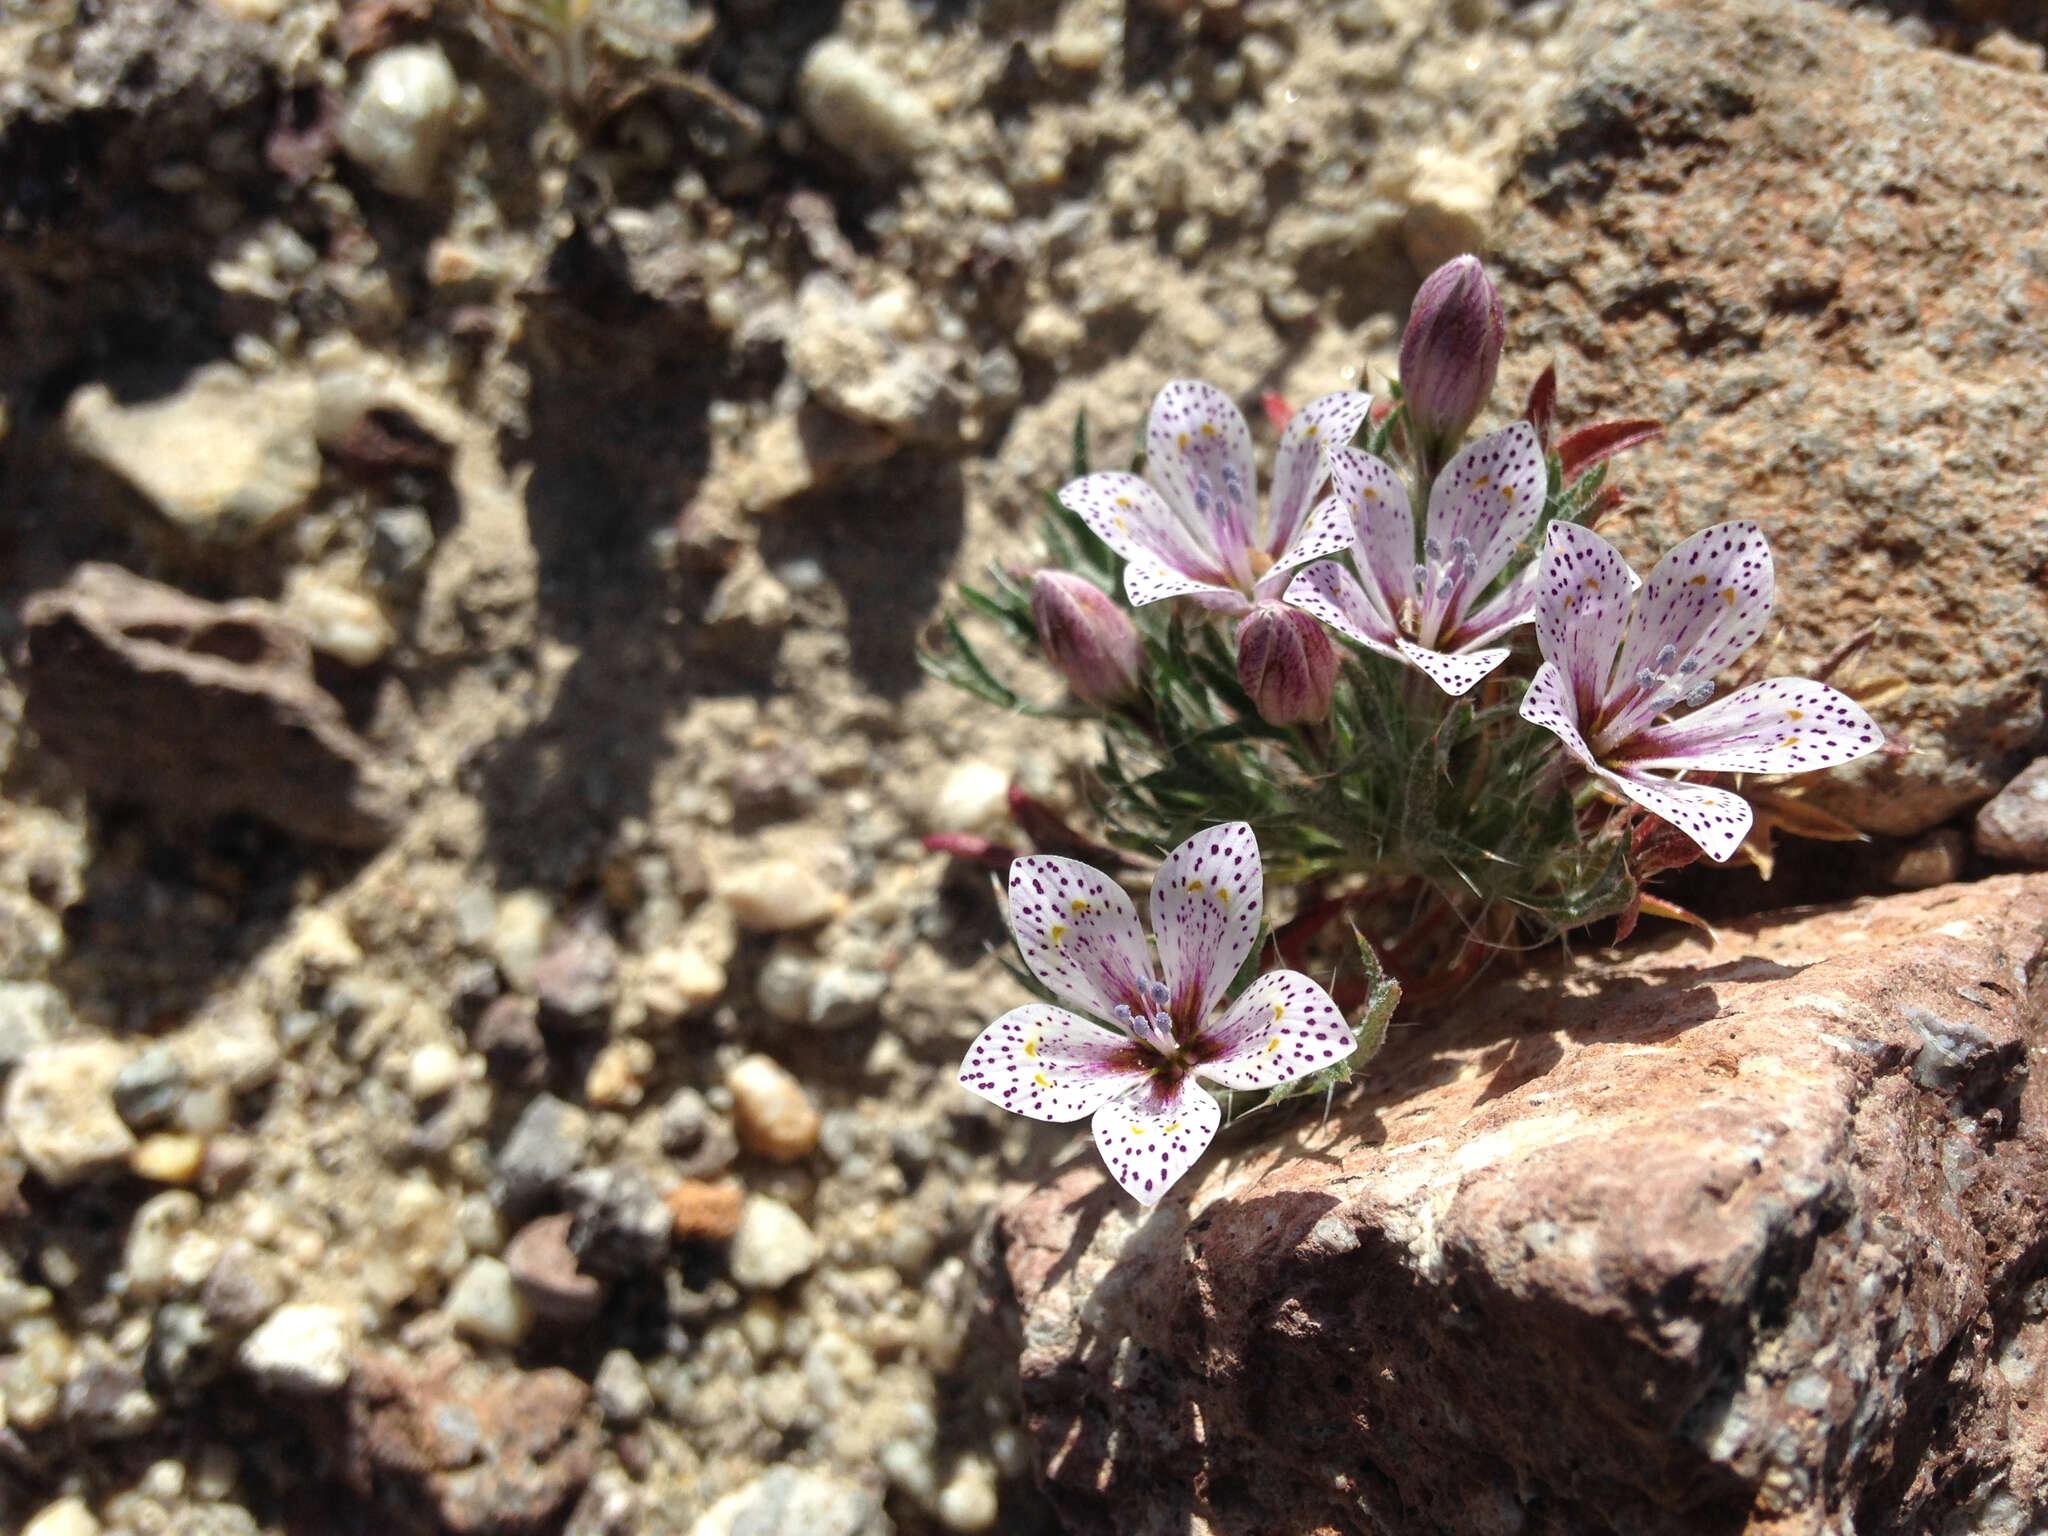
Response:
[1494, 0, 2048, 834]
[998, 875, 2048, 1536]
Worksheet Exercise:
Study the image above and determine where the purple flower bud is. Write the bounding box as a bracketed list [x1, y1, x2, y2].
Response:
[1235, 603, 1337, 727]
[1399, 255, 1505, 457]
[1030, 571, 1144, 709]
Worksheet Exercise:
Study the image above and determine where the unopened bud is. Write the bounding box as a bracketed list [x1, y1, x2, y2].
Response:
[1030, 571, 1144, 709]
[1236, 603, 1337, 727]
[1399, 255, 1505, 459]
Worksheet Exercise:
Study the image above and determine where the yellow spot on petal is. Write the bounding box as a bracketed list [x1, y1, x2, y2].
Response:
[1246, 548, 1275, 578]
[1199, 423, 1218, 437]
[1033, 1073, 1051, 1087]
[1783, 734, 1801, 748]
[1721, 586, 1738, 605]
[1305, 425, 1320, 438]
[1474, 475, 1491, 490]
[1688, 574, 1708, 586]
[1264, 1036, 1281, 1053]
[1584, 577, 1601, 592]
[1160, 1121, 1181, 1134]
[1363, 487, 1380, 500]
[1128, 1123, 1149, 1137]
[1271, 1002, 1285, 1020]
[1177, 432, 1190, 450]
[1023, 1036, 1039, 1058]
[1788, 709, 1805, 721]
[1049, 923, 1068, 946]
[1186, 877, 1204, 893]
[1070, 897, 1090, 915]
[1216, 887, 1232, 907]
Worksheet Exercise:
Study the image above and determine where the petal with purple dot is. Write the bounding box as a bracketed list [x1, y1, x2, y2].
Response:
[1008, 855, 1156, 1024]
[958, 1004, 1155, 1123]
[1193, 970, 1357, 1091]
[1151, 822, 1265, 1035]
[1090, 1071, 1222, 1206]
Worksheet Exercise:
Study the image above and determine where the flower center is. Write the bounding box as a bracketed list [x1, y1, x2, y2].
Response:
[1112, 979, 1184, 1057]
[1407, 534, 1478, 647]
[1594, 642, 1715, 756]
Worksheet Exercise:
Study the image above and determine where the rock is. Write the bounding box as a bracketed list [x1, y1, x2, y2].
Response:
[531, 927, 618, 1029]
[504, 1214, 604, 1324]
[664, 1179, 745, 1242]
[582, 1038, 652, 1109]
[0, 981, 69, 1072]
[562, 1167, 671, 1280]
[338, 44, 460, 199]
[1000, 874, 2048, 1536]
[1977, 757, 2048, 865]
[123, 1190, 203, 1297]
[237, 1304, 353, 1394]
[805, 963, 889, 1030]
[591, 1349, 651, 1428]
[404, 1042, 464, 1102]
[201, 1242, 288, 1335]
[689, 1466, 886, 1536]
[726, 402, 897, 515]
[796, 37, 939, 177]
[788, 275, 969, 444]
[935, 1456, 999, 1534]
[727, 1196, 820, 1290]
[63, 1340, 158, 1439]
[446, 1257, 535, 1348]
[1497, 0, 2048, 834]
[472, 995, 548, 1086]
[129, 1132, 206, 1185]
[718, 858, 841, 933]
[63, 365, 321, 544]
[493, 1094, 589, 1213]
[4, 1038, 137, 1185]
[346, 1348, 596, 1534]
[113, 1044, 188, 1130]
[726, 1054, 821, 1162]
[22, 1497, 101, 1536]
[20, 564, 404, 847]
[1885, 826, 1968, 890]
[659, 1088, 739, 1179]
[145, 1302, 223, 1404]
[490, 891, 556, 990]
[279, 568, 396, 667]
[1402, 146, 1496, 273]
[929, 761, 1011, 837]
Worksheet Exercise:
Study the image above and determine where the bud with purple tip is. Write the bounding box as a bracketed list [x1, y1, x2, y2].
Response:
[1399, 255, 1505, 466]
[1031, 570, 1145, 709]
[1235, 602, 1337, 727]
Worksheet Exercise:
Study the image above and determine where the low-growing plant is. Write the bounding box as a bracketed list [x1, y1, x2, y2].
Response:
[931, 257, 1890, 1202]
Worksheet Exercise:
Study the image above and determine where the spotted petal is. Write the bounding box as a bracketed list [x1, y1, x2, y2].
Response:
[1008, 856, 1155, 1024]
[1535, 523, 1638, 718]
[1517, 660, 1599, 772]
[1426, 422, 1547, 591]
[1285, 561, 1402, 659]
[1268, 390, 1371, 554]
[1193, 970, 1355, 1091]
[1091, 1072, 1222, 1205]
[1395, 637, 1511, 697]
[1058, 471, 1230, 593]
[1328, 447, 1415, 619]
[958, 1004, 1152, 1122]
[1125, 559, 1242, 610]
[1146, 380, 1259, 556]
[1605, 521, 1775, 740]
[1600, 767, 1755, 865]
[1254, 495, 1355, 604]
[1627, 677, 1883, 776]
[1150, 822, 1264, 1036]
[1452, 559, 1541, 651]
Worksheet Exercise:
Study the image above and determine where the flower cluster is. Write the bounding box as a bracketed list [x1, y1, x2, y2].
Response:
[931, 254, 1888, 1202]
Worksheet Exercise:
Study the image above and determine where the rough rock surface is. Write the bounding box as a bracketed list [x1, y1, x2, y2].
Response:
[1977, 756, 2048, 866]
[1495, 0, 2048, 834]
[20, 563, 404, 847]
[1000, 875, 2048, 1536]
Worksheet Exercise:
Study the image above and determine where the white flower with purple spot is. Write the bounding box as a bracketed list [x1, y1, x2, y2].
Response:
[1283, 422, 1548, 696]
[1518, 520, 1884, 863]
[1058, 380, 1372, 617]
[957, 823, 1356, 1206]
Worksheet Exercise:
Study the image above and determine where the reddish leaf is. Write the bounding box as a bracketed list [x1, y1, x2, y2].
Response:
[1005, 787, 1137, 866]
[1261, 390, 1294, 434]
[1584, 483, 1625, 529]
[1556, 419, 1663, 483]
[1523, 364, 1557, 449]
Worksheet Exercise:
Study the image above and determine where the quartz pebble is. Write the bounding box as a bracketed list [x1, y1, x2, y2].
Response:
[279, 569, 395, 666]
[935, 1455, 1000, 1532]
[929, 761, 1011, 837]
[237, 1304, 353, 1393]
[1402, 148, 1496, 273]
[796, 38, 939, 177]
[727, 1054, 822, 1162]
[718, 859, 841, 932]
[129, 1132, 206, 1185]
[338, 44, 461, 199]
[4, 1038, 137, 1184]
[689, 1465, 885, 1536]
[63, 366, 321, 544]
[113, 1045, 187, 1130]
[0, 981, 69, 1071]
[403, 1042, 463, 1101]
[445, 1257, 534, 1347]
[727, 1196, 821, 1290]
[593, 1348, 652, 1426]
[23, 1497, 101, 1536]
